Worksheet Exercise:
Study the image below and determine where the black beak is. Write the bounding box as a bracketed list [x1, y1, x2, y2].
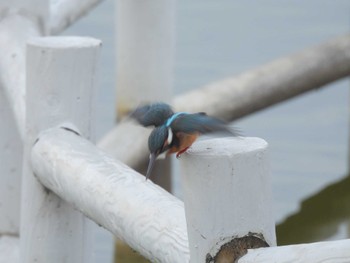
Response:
[145, 153, 157, 180]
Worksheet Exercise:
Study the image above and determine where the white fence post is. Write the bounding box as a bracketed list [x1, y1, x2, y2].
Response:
[114, 5, 176, 260]
[116, 0, 175, 115]
[0, 1, 47, 237]
[0, 88, 22, 235]
[180, 137, 276, 262]
[0, 1, 48, 138]
[0, 3, 46, 236]
[21, 36, 101, 262]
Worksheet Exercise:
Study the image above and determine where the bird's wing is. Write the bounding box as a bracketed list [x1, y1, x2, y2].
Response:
[171, 113, 239, 135]
[129, 102, 174, 127]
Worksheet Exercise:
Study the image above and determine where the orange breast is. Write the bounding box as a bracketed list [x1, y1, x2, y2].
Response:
[167, 132, 199, 155]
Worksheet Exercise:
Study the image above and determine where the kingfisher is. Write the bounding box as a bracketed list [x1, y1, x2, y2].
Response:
[130, 102, 238, 180]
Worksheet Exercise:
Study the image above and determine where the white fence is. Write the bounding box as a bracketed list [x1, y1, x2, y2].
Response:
[1, 1, 350, 263]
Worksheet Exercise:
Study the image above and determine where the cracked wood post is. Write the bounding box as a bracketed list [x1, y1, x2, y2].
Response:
[180, 137, 276, 262]
[21, 36, 101, 262]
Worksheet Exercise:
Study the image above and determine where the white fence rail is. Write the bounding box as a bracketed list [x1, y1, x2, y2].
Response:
[31, 126, 190, 262]
[241, 239, 350, 263]
[50, 0, 104, 34]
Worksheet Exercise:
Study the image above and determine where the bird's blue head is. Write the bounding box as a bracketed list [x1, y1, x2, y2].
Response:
[145, 125, 170, 180]
[148, 125, 169, 155]
[130, 102, 174, 127]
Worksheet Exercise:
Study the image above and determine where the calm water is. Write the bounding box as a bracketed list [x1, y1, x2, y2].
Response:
[65, 1, 350, 262]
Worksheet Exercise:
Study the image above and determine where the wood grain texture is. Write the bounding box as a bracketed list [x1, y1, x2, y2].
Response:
[31, 127, 190, 263]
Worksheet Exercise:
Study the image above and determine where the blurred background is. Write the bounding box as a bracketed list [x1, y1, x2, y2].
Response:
[65, 1, 350, 262]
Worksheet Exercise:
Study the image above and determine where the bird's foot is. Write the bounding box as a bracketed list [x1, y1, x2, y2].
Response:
[176, 147, 189, 159]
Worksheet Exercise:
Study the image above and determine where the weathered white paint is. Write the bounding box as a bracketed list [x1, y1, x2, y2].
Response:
[30, 127, 350, 263]
[180, 137, 276, 262]
[21, 37, 100, 262]
[31, 127, 190, 263]
[239, 239, 350, 263]
[0, 236, 19, 263]
[49, 0, 104, 34]
[98, 35, 350, 170]
[116, 0, 176, 114]
[0, 88, 22, 235]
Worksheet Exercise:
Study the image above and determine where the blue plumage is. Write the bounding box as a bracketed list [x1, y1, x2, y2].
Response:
[130, 102, 239, 180]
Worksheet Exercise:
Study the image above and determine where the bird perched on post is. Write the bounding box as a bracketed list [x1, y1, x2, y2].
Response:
[130, 102, 239, 180]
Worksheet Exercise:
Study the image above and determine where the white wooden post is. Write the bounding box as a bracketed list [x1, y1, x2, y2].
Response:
[0, 88, 22, 235]
[115, 2, 176, 256]
[21, 36, 101, 262]
[0, 235, 19, 262]
[180, 137, 276, 262]
[114, 4, 176, 250]
[0, 0, 46, 237]
[116, 0, 175, 115]
[0, 1, 48, 138]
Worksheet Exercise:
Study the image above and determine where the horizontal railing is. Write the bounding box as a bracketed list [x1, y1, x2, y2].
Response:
[29, 125, 350, 263]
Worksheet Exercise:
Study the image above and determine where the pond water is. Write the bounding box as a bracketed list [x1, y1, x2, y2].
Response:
[65, 1, 350, 262]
